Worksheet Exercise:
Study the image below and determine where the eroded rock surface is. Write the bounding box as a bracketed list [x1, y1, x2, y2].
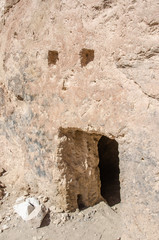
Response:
[0, 0, 159, 239]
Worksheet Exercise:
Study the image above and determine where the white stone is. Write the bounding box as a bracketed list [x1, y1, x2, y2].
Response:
[26, 197, 39, 207]
[2, 225, 9, 230]
[26, 204, 48, 228]
[14, 201, 35, 220]
[16, 196, 26, 203]
[14, 197, 47, 228]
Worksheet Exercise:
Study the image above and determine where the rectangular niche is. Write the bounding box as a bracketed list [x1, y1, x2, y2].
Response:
[56, 128, 121, 212]
[48, 50, 59, 65]
[80, 48, 94, 67]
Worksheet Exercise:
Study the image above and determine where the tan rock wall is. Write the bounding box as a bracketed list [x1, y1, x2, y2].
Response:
[0, 0, 159, 238]
[57, 128, 102, 211]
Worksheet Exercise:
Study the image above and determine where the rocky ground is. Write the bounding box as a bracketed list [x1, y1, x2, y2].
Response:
[0, 171, 121, 240]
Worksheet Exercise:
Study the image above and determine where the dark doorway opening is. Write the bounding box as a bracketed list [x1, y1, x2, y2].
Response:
[98, 136, 121, 206]
[77, 194, 85, 210]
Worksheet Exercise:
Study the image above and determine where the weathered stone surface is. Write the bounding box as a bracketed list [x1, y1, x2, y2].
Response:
[14, 197, 47, 227]
[0, 0, 159, 239]
[2, 224, 9, 231]
[14, 201, 35, 220]
[56, 128, 102, 211]
[27, 204, 48, 228]
[26, 197, 39, 207]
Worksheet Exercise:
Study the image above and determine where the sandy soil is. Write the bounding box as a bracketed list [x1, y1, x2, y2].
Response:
[0, 187, 121, 240]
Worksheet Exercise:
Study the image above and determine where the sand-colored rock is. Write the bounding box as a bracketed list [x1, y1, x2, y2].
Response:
[0, 0, 159, 239]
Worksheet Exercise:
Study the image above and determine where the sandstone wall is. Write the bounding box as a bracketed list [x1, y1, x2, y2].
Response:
[0, 0, 159, 239]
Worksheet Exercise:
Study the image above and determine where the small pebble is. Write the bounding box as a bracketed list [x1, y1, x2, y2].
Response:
[38, 195, 43, 199]
[2, 172, 8, 176]
[2, 225, 9, 231]
[0, 215, 3, 223]
[43, 196, 49, 203]
[23, 191, 29, 196]
[6, 217, 11, 222]
[4, 192, 10, 198]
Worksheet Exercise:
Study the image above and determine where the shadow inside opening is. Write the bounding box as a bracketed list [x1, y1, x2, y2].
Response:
[77, 194, 86, 210]
[98, 136, 121, 206]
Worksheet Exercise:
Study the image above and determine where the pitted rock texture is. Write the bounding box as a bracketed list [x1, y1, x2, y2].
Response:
[56, 128, 102, 211]
[0, 0, 159, 239]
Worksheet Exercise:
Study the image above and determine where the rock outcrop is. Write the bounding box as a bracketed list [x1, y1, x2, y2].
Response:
[0, 0, 159, 239]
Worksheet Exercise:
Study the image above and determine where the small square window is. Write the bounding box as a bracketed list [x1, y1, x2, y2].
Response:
[80, 48, 94, 67]
[48, 50, 59, 65]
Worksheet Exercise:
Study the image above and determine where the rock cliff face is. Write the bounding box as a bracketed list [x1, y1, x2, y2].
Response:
[0, 0, 159, 239]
